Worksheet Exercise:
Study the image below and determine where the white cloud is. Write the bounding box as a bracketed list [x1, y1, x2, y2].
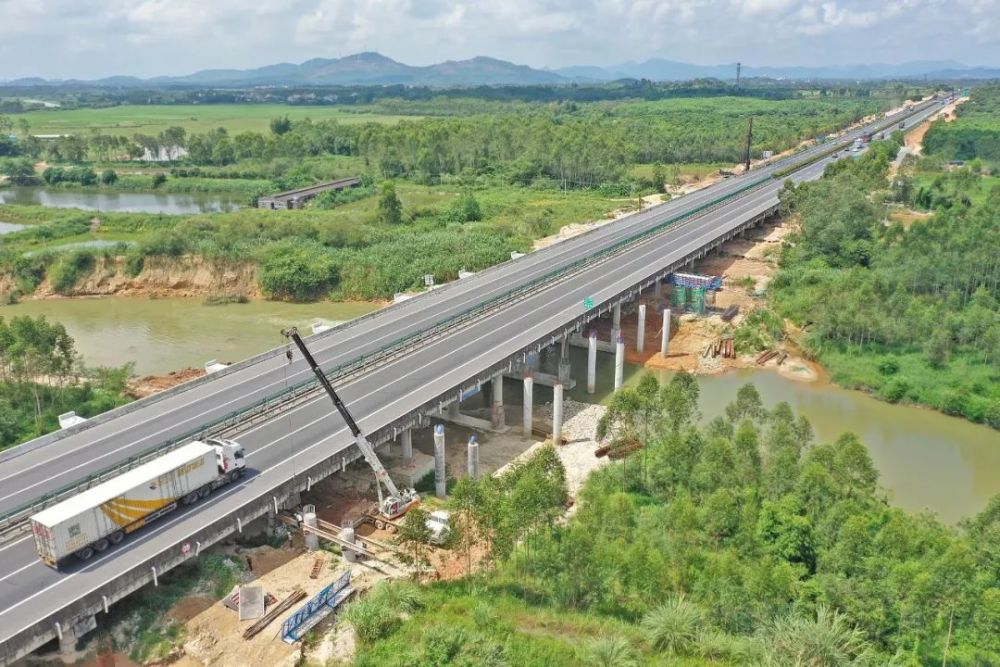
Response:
[0, 0, 996, 79]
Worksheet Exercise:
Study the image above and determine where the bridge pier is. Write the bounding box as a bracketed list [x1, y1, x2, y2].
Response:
[467, 436, 480, 479]
[636, 304, 646, 353]
[491, 375, 505, 429]
[611, 302, 622, 344]
[56, 614, 95, 665]
[587, 330, 597, 394]
[523, 374, 534, 437]
[552, 381, 564, 446]
[661, 308, 671, 358]
[400, 428, 413, 461]
[653, 278, 663, 301]
[434, 424, 447, 498]
[614, 334, 625, 391]
[558, 337, 572, 383]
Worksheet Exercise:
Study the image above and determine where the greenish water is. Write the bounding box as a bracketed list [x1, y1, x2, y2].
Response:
[1, 297, 997, 522]
[0, 297, 379, 376]
[529, 346, 1000, 524]
[0, 186, 243, 214]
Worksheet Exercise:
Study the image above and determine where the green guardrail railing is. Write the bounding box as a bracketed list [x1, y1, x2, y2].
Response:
[0, 173, 775, 530]
[1, 102, 936, 528]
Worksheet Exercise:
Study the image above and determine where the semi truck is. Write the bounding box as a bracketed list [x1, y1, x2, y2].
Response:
[30, 439, 245, 569]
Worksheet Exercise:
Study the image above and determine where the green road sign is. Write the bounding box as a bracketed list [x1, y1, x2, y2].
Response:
[583, 297, 594, 310]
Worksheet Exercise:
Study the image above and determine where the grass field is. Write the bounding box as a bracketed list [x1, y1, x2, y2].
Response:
[16, 104, 421, 136]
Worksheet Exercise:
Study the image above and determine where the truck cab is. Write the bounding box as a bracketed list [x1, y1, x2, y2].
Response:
[205, 438, 246, 477]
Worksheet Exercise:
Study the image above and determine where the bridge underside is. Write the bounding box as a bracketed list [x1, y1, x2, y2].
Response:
[2, 202, 776, 664]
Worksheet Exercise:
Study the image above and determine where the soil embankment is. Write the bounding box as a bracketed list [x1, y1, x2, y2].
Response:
[30, 255, 259, 299]
[605, 218, 820, 383]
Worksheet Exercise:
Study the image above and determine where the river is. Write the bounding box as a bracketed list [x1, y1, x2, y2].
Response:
[2, 296, 998, 523]
[1, 297, 378, 377]
[0, 186, 243, 214]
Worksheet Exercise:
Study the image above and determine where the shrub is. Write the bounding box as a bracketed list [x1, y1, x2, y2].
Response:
[578, 635, 639, 667]
[757, 607, 874, 666]
[152, 173, 167, 188]
[880, 378, 909, 403]
[445, 191, 483, 223]
[641, 595, 704, 655]
[100, 169, 118, 185]
[258, 240, 338, 301]
[49, 250, 95, 294]
[343, 594, 400, 644]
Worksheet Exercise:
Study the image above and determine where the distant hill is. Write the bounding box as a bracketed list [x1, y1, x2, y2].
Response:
[556, 58, 1000, 82]
[4, 54, 997, 88]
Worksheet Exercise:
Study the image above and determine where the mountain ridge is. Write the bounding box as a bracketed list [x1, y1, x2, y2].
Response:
[4, 53, 997, 87]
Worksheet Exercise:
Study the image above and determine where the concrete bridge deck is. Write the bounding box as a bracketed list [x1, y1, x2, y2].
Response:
[0, 99, 943, 663]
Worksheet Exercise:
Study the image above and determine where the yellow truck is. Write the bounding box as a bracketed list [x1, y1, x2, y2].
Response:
[30, 439, 245, 569]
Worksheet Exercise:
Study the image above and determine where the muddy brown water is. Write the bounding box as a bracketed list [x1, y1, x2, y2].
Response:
[0, 296, 378, 376]
[2, 297, 997, 523]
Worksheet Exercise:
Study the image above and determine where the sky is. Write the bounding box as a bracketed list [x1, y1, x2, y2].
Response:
[0, 0, 998, 80]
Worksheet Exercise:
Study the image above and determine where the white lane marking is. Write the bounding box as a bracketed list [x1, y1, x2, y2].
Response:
[0, 147, 866, 626]
[0, 168, 759, 498]
[0, 535, 30, 553]
[0, 178, 737, 492]
[0, 162, 868, 634]
[0, 560, 37, 583]
[0, 179, 779, 611]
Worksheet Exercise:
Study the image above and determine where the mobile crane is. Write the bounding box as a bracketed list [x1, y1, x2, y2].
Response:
[282, 327, 419, 521]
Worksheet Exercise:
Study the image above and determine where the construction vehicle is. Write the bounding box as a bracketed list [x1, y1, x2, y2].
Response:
[30, 439, 245, 568]
[282, 327, 419, 522]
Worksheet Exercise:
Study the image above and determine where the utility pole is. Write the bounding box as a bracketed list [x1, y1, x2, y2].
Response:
[743, 117, 753, 173]
[736, 61, 741, 89]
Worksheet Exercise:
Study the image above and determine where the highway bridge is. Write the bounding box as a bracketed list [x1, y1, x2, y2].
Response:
[0, 99, 943, 663]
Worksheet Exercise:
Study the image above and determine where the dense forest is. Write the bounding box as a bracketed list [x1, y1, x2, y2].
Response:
[0, 79, 910, 113]
[770, 132, 1000, 426]
[0, 90, 908, 305]
[347, 375, 1000, 665]
[923, 85, 1000, 162]
[2, 96, 885, 189]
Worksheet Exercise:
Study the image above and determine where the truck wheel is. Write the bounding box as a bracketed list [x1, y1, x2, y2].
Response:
[75, 546, 95, 561]
[375, 519, 385, 530]
[182, 491, 198, 505]
[94, 538, 110, 553]
[228, 470, 242, 483]
[109, 531, 125, 545]
[198, 487, 211, 499]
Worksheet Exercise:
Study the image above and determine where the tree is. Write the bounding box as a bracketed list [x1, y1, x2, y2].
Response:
[377, 181, 403, 225]
[652, 162, 667, 193]
[397, 506, 432, 574]
[269, 115, 293, 135]
[0, 158, 37, 185]
[100, 169, 118, 186]
[151, 173, 167, 188]
[446, 191, 482, 223]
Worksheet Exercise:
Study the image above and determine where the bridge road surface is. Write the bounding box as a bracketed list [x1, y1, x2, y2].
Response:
[0, 99, 940, 518]
[0, 100, 942, 654]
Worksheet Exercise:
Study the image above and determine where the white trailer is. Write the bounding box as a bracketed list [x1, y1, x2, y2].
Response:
[30, 439, 245, 568]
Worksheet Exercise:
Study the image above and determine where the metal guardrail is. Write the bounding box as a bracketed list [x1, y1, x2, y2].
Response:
[0, 100, 936, 535]
[0, 174, 773, 535]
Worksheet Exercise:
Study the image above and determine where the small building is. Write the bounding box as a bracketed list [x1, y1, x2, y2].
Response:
[257, 177, 361, 210]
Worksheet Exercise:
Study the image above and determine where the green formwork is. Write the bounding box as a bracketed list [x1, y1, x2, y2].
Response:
[672, 285, 687, 308]
[692, 288, 706, 315]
